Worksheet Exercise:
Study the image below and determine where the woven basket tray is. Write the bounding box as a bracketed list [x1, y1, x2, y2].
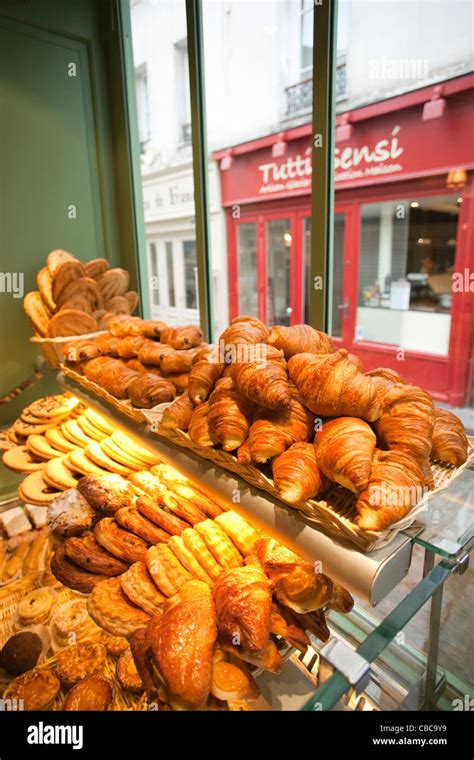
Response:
[62, 366, 147, 424]
[31, 331, 107, 370]
[152, 425, 474, 553]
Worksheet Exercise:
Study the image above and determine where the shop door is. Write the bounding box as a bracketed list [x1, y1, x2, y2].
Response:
[232, 213, 300, 327]
[298, 207, 354, 342]
[148, 236, 199, 326]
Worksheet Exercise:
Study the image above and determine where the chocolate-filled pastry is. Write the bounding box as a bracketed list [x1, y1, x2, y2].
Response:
[115, 507, 171, 545]
[108, 315, 141, 337]
[160, 350, 195, 374]
[64, 339, 101, 363]
[167, 372, 190, 393]
[116, 649, 144, 694]
[94, 333, 120, 356]
[51, 544, 105, 593]
[84, 357, 140, 399]
[137, 340, 174, 366]
[127, 374, 176, 409]
[63, 675, 114, 711]
[77, 473, 135, 515]
[64, 532, 129, 576]
[136, 496, 189, 536]
[160, 391, 194, 431]
[94, 518, 148, 563]
[120, 561, 167, 616]
[117, 335, 149, 359]
[88, 577, 151, 637]
[159, 325, 203, 349]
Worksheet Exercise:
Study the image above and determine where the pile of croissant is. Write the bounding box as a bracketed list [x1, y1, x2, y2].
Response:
[158, 316, 470, 533]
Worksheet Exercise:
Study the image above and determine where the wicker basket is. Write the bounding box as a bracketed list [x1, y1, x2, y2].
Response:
[62, 366, 147, 424]
[31, 331, 107, 369]
[152, 425, 474, 552]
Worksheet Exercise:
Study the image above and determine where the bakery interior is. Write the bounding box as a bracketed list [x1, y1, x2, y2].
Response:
[0, 0, 473, 717]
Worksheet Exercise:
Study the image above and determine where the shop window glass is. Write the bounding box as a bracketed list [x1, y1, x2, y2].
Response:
[237, 223, 258, 317]
[149, 242, 159, 306]
[266, 219, 291, 326]
[183, 240, 198, 310]
[355, 195, 459, 355]
[165, 241, 176, 308]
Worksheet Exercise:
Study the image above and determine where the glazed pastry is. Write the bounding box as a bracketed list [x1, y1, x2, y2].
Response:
[0, 632, 43, 675]
[248, 394, 314, 463]
[188, 402, 216, 447]
[194, 520, 243, 569]
[431, 407, 468, 466]
[208, 377, 255, 451]
[314, 417, 376, 493]
[374, 384, 435, 464]
[272, 442, 326, 504]
[219, 315, 269, 347]
[47, 488, 97, 537]
[56, 640, 107, 687]
[77, 473, 135, 515]
[51, 544, 105, 593]
[181, 528, 224, 581]
[213, 562, 272, 654]
[63, 675, 114, 711]
[94, 518, 149, 563]
[129, 628, 156, 698]
[120, 561, 167, 615]
[288, 349, 381, 421]
[356, 449, 425, 531]
[255, 537, 335, 613]
[105, 635, 129, 657]
[115, 507, 171, 545]
[214, 511, 260, 556]
[4, 668, 60, 711]
[87, 577, 151, 637]
[116, 649, 144, 694]
[136, 496, 189, 536]
[230, 343, 291, 411]
[146, 580, 217, 709]
[17, 588, 54, 626]
[127, 374, 176, 408]
[146, 544, 193, 596]
[64, 532, 129, 576]
[167, 535, 213, 584]
[160, 392, 195, 431]
[210, 659, 260, 702]
[267, 324, 334, 357]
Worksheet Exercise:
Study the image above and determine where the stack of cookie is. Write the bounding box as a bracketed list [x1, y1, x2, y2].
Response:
[23, 249, 139, 339]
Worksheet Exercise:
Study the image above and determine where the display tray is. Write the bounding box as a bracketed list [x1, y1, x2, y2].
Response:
[31, 331, 107, 370]
[62, 365, 147, 424]
[151, 424, 474, 552]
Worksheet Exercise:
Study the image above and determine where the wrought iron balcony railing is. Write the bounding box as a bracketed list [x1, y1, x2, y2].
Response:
[285, 56, 347, 116]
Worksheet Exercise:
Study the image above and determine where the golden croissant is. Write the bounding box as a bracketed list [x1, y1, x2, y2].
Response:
[374, 383, 435, 464]
[288, 348, 381, 421]
[366, 367, 404, 402]
[188, 345, 224, 404]
[188, 402, 216, 447]
[267, 324, 334, 358]
[356, 450, 425, 531]
[207, 377, 254, 451]
[431, 408, 468, 467]
[230, 343, 291, 411]
[314, 416, 376, 493]
[160, 391, 194, 431]
[219, 315, 269, 349]
[248, 394, 314, 463]
[272, 442, 326, 504]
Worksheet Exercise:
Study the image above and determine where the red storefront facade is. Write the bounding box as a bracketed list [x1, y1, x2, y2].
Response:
[213, 74, 474, 406]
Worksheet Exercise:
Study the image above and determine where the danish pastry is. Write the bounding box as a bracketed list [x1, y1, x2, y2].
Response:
[120, 561, 167, 615]
[94, 518, 148, 563]
[194, 520, 243, 570]
[167, 535, 213, 584]
[214, 511, 260, 556]
[4, 668, 60, 711]
[51, 544, 106, 593]
[146, 544, 193, 596]
[181, 528, 224, 581]
[50, 599, 100, 648]
[115, 507, 170, 545]
[136, 496, 189, 536]
[56, 640, 107, 687]
[104, 635, 129, 657]
[77, 473, 135, 514]
[64, 532, 129, 576]
[63, 675, 114, 711]
[116, 649, 144, 694]
[17, 588, 54, 626]
[87, 577, 151, 637]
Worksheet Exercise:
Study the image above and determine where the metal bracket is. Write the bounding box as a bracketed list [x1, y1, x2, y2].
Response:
[319, 639, 370, 693]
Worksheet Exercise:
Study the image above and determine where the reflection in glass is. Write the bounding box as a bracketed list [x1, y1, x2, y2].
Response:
[266, 219, 291, 326]
[149, 242, 159, 306]
[331, 214, 345, 338]
[237, 223, 258, 317]
[165, 241, 176, 308]
[183, 240, 197, 310]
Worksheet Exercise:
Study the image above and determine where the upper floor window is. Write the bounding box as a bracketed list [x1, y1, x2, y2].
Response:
[300, 0, 313, 79]
[175, 38, 191, 145]
[135, 65, 150, 152]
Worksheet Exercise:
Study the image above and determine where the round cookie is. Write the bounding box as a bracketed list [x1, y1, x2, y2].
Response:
[45, 426, 79, 453]
[84, 409, 114, 435]
[19, 471, 60, 505]
[2, 445, 45, 473]
[61, 420, 96, 448]
[43, 458, 79, 490]
[85, 442, 132, 476]
[26, 434, 62, 460]
[66, 448, 109, 477]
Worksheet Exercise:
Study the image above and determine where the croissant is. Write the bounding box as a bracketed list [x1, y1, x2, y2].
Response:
[207, 377, 254, 451]
[255, 537, 334, 613]
[366, 367, 404, 402]
[288, 348, 381, 421]
[356, 449, 425, 531]
[374, 384, 435, 464]
[431, 408, 468, 467]
[160, 325, 203, 349]
[347, 353, 364, 371]
[219, 315, 269, 349]
[230, 343, 291, 411]
[160, 391, 194, 431]
[236, 439, 252, 465]
[272, 442, 326, 504]
[248, 395, 314, 463]
[127, 374, 176, 408]
[421, 458, 435, 490]
[314, 417, 376, 493]
[267, 324, 334, 358]
[188, 346, 224, 403]
[213, 562, 272, 655]
[146, 580, 217, 710]
[188, 402, 216, 447]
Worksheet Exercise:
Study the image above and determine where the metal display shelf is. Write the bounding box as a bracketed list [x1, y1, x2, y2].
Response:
[58, 371, 416, 606]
